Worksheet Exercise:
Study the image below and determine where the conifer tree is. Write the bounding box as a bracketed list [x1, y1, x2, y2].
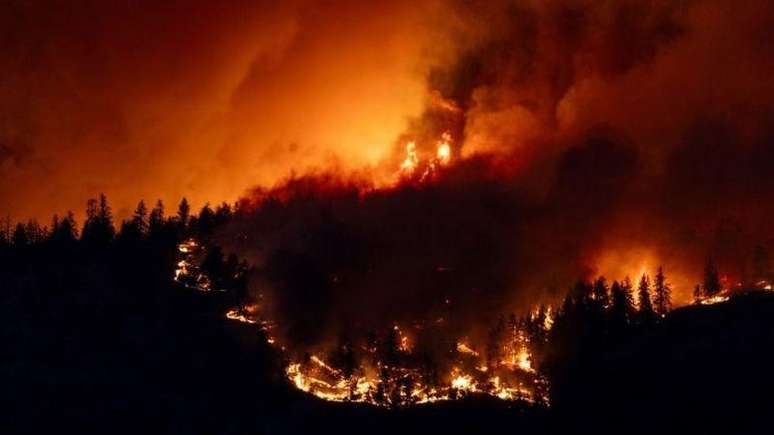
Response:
[132, 200, 148, 236]
[653, 266, 672, 317]
[149, 200, 165, 236]
[637, 273, 656, 325]
[177, 197, 190, 229]
[621, 276, 635, 317]
[12, 223, 27, 247]
[592, 276, 610, 309]
[610, 280, 632, 330]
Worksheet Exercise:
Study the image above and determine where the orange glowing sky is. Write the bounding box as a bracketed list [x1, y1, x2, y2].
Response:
[2, 0, 774, 254]
[0, 1, 449, 220]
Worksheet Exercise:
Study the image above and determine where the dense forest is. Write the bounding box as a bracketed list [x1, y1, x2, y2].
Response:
[2, 194, 773, 434]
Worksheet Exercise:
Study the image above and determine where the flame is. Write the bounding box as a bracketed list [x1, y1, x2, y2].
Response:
[697, 294, 730, 305]
[173, 238, 218, 291]
[177, 235, 549, 408]
[450, 370, 475, 392]
[226, 308, 257, 324]
[436, 133, 452, 165]
[396, 132, 453, 183]
[399, 142, 419, 174]
[456, 341, 479, 356]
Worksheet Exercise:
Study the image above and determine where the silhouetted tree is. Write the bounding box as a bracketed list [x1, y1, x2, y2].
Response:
[653, 266, 672, 317]
[82, 194, 115, 244]
[119, 200, 150, 242]
[50, 211, 78, 243]
[382, 326, 401, 366]
[693, 284, 702, 302]
[214, 202, 233, 225]
[177, 197, 190, 231]
[149, 200, 165, 237]
[527, 306, 549, 359]
[12, 223, 27, 247]
[201, 245, 225, 289]
[197, 203, 215, 236]
[98, 193, 115, 237]
[703, 257, 722, 296]
[592, 276, 610, 309]
[332, 334, 357, 379]
[24, 219, 43, 243]
[486, 316, 507, 368]
[0, 215, 11, 247]
[621, 276, 635, 316]
[610, 280, 632, 331]
[637, 274, 656, 325]
[132, 200, 148, 236]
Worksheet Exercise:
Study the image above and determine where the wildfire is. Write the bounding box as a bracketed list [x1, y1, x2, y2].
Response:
[174, 238, 220, 292]
[399, 142, 419, 174]
[226, 308, 257, 324]
[279, 352, 544, 407]
[177, 231, 551, 407]
[219, 302, 548, 407]
[397, 132, 453, 181]
[436, 133, 452, 165]
[456, 341, 479, 356]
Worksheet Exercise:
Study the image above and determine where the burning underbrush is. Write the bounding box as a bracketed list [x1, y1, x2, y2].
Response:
[175, 233, 553, 407]
[171, 128, 773, 408]
[221, 301, 551, 407]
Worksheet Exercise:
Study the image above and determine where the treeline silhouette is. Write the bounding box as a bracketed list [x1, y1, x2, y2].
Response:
[0, 195, 232, 247]
[0, 194, 280, 435]
[2, 194, 774, 434]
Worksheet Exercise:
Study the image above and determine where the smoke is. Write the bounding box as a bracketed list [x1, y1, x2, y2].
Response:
[207, 0, 774, 351]
[2, 0, 774, 346]
[0, 0, 440, 221]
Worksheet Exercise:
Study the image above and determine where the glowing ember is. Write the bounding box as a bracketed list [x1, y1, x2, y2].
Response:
[226, 309, 257, 324]
[456, 341, 479, 356]
[698, 294, 730, 305]
[178, 239, 548, 408]
[173, 238, 221, 292]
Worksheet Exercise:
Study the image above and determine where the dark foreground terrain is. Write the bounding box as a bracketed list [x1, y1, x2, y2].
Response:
[2, 242, 773, 434]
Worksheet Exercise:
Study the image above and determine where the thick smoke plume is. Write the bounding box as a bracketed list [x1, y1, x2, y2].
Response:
[212, 0, 774, 350]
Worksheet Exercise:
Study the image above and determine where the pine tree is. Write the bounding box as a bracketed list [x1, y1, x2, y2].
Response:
[197, 203, 215, 236]
[149, 200, 165, 236]
[24, 219, 42, 244]
[592, 276, 610, 309]
[637, 273, 655, 325]
[486, 317, 506, 369]
[214, 202, 233, 225]
[50, 214, 60, 239]
[703, 257, 722, 296]
[82, 194, 115, 244]
[0, 215, 11, 247]
[12, 223, 27, 247]
[610, 280, 632, 329]
[132, 200, 148, 236]
[98, 193, 115, 240]
[177, 197, 190, 228]
[653, 266, 672, 317]
[621, 276, 635, 317]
